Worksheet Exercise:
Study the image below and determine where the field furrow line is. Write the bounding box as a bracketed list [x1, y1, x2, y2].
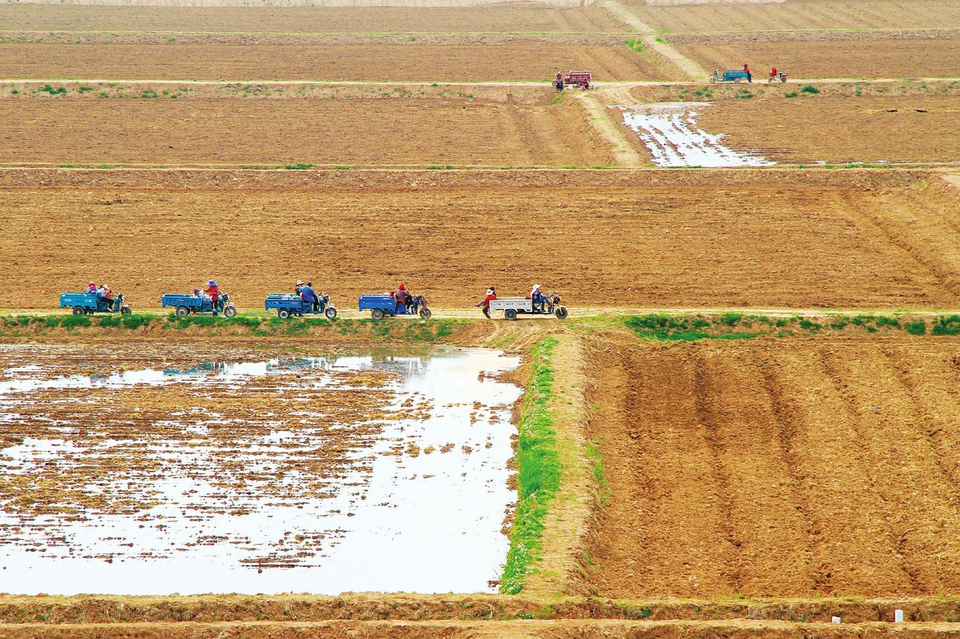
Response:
[818, 344, 960, 593]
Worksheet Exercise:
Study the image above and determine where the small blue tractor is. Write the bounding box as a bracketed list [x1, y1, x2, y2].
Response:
[265, 293, 338, 319]
[359, 293, 431, 319]
[161, 292, 237, 317]
[60, 291, 132, 315]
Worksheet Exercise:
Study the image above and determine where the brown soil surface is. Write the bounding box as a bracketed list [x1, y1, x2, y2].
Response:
[0, 3, 621, 34]
[0, 97, 610, 167]
[2, 171, 959, 310]
[0, 43, 666, 82]
[675, 40, 960, 81]
[585, 334, 960, 599]
[692, 94, 960, 164]
[618, 0, 960, 34]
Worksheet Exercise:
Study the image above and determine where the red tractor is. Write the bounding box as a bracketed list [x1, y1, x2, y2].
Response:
[553, 71, 592, 91]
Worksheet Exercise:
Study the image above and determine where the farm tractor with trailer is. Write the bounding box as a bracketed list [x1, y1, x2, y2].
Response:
[711, 68, 787, 84]
[162, 292, 237, 317]
[490, 292, 567, 320]
[60, 291, 132, 315]
[553, 71, 592, 91]
[265, 292, 338, 319]
[359, 293, 431, 319]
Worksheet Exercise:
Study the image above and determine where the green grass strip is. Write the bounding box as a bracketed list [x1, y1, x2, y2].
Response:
[500, 336, 562, 595]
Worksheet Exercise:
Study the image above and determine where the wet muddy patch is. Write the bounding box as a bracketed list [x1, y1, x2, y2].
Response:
[618, 102, 774, 167]
[0, 343, 520, 595]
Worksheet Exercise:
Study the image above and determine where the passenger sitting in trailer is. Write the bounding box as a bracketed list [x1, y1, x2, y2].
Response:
[87, 281, 97, 294]
[530, 284, 547, 313]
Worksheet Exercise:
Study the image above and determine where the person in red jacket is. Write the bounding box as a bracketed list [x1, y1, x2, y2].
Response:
[743, 63, 752, 83]
[204, 280, 220, 312]
[476, 287, 497, 319]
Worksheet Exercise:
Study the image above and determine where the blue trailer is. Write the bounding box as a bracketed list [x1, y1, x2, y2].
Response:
[710, 68, 751, 84]
[161, 292, 237, 317]
[264, 293, 337, 319]
[358, 293, 431, 320]
[60, 291, 131, 315]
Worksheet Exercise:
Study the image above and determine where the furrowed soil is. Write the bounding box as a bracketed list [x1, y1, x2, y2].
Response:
[584, 333, 960, 599]
[0, 96, 610, 167]
[617, 0, 960, 33]
[0, 3, 621, 33]
[4, 171, 960, 310]
[675, 40, 960, 81]
[0, 43, 668, 82]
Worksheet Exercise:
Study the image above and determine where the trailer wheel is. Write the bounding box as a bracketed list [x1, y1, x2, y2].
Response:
[176, 306, 189, 317]
[371, 308, 385, 320]
[278, 309, 291, 319]
[224, 306, 237, 318]
[121, 306, 132, 315]
[419, 308, 432, 319]
[555, 306, 569, 320]
[505, 309, 518, 321]
[72, 306, 85, 315]
[734, 77, 741, 83]
[710, 76, 716, 84]
[325, 307, 338, 319]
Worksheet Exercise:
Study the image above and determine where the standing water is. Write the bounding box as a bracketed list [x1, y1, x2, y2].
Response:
[0, 345, 522, 595]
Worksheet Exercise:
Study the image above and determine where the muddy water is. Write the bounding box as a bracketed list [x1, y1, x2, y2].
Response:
[0, 345, 521, 595]
[619, 102, 774, 167]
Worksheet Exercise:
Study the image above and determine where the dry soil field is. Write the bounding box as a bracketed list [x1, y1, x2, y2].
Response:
[620, 0, 960, 33]
[586, 334, 960, 599]
[2, 171, 959, 310]
[0, 43, 669, 82]
[675, 40, 960, 81]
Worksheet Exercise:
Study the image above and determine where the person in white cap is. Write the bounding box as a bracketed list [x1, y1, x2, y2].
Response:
[530, 284, 546, 313]
[476, 287, 497, 319]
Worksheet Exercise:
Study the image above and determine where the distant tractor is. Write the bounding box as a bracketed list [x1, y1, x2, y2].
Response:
[162, 292, 237, 317]
[490, 292, 568, 320]
[710, 68, 752, 84]
[359, 293, 431, 319]
[265, 293, 337, 319]
[553, 71, 592, 91]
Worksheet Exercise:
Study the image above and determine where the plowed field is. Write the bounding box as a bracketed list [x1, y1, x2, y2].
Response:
[676, 40, 960, 81]
[690, 94, 960, 164]
[0, 97, 610, 167]
[0, 43, 666, 82]
[619, 0, 960, 33]
[4, 172, 960, 310]
[0, 3, 620, 33]
[586, 334, 960, 599]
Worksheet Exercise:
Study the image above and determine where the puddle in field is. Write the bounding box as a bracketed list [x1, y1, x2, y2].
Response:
[619, 102, 774, 167]
[0, 346, 521, 595]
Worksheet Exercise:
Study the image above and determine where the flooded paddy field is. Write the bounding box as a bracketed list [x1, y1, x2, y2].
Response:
[0, 342, 521, 595]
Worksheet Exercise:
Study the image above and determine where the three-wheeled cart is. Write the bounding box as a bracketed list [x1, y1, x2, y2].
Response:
[358, 294, 431, 320]
[489, 295, 568, 320]
[710, 68, 751, 83]
[265, 293, 338, 319]
[162, 292, 237, 317]
[60, 292, 132, 315]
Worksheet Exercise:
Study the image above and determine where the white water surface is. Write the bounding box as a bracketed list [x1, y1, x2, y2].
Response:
[619, 102, 774, 167]
[0, 348, 521, 595]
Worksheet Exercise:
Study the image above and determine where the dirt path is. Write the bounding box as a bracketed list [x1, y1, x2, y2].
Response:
[599, 0, 709, 81]
[574, 92, 646, 167]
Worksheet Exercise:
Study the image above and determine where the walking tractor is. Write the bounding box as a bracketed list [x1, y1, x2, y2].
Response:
[162, 292, 237, 317]
[553, 71, 592, 91]
[490, 293, 567, 320]
[710, 68, 751, 84]
[60, 291, 132, 315]
[358, 293, 431, 320]
[265, 293, 337, 319]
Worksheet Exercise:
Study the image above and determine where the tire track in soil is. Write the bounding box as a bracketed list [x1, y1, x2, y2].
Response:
[816, 344, 960, 594]
[879, 343, 960, 509]
[585, 341, 730, 598]
[836, 190, 960, 308]
[774, 345, 912, 595]
[692, 349, 742, 596]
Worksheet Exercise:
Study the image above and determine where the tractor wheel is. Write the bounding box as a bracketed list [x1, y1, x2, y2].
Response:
[419, 308, 432, 319]
[709, 77, 716, 84]
[278, 309, 291, 319]
[121, 306, 132, 315]
[505, 309, 518, 321]
[224, 306, 237, 318]
[734, 77, 741, 83]
[325, 307, 338, 319]
[72, 306, 84, 315]
[555, 306, 569, 320]
[371, 308, 385, 320]
[176, 306, 189, 317]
